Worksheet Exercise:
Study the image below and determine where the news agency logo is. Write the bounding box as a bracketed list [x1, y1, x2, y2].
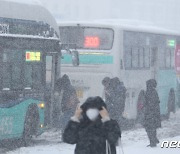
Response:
[161, 141, 180, 148]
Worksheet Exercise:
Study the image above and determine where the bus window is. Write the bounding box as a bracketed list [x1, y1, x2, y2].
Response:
[2, 50, 23, 90]
[124, 46, 132, 68]
[159, 48, 166, 68]
[24, 50, 43, 90]
[171, 49, 175, 68]
[33, 65, 43, 89]
[60, 27, 114, 50]
[24, 65, 33, 88]
[139, 47, 144, 68]
[160, 48, 174, 69]
[24, 63, 43, 90]
[2, 65, 11, 89]
[151, 47, 158, 67]
[60, 27, 84, 48]
[125, 46, 150, 69]
[132, 47, 139, 68]
[84, 28, 113, 49]
[11, 64, 22, 89]
[144, 47, 150, 68]
[166, 48, 171, 68]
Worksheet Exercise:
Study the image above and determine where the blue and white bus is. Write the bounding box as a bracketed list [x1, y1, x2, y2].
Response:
[0, 0, 61, 145]
[59, 20, 180, 120]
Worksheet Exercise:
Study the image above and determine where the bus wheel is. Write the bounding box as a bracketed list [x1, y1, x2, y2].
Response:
[22, 104, 39, 146]
[167, 88, 176, 119]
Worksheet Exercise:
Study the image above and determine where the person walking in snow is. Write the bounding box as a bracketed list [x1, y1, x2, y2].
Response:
[55, 74, 79, 131]
[111, 77, 126, 118]
[102, 77, 126, 128]
[102, 77, 111, 102]
[144, 79, 161, 147]
[63, 96, 121, 154]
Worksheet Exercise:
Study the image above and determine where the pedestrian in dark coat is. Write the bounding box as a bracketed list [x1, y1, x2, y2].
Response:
[102, 77, 112, 102]
[112, 77, 126, 117]
[167, 88, 175, 118]
[144, 79, 161, 147]
[55, 74, 79, 130]
[103, 77, 126, 128]
[61, 74, 79, 111]
[63, 96, 121, 154]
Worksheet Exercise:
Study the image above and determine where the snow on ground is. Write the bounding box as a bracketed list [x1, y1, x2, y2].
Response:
[122, 110, 180, 146]
[6, 136, 180, 154]
[5, 109, 180, 154]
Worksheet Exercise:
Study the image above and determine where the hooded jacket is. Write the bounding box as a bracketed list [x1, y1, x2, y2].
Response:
[144, 79, 161, 129]
[63, 96, 121, 154]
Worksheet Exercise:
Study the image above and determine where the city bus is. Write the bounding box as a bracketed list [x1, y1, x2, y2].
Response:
[59, 20, 180, 120]
[0, 0, 61, 145]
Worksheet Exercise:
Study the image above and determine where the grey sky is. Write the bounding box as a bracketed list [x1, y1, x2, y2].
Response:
[39, 0, 180, 31]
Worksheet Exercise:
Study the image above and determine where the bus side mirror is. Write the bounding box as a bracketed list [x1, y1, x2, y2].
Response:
[72, 50, 79, 66]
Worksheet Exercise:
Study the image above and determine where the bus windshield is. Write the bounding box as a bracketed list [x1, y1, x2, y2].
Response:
[59, 26, 114, 50]
[0, 47, 43, 91]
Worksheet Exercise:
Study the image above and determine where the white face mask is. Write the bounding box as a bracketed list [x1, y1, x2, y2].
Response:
[86, 108, 99, 121]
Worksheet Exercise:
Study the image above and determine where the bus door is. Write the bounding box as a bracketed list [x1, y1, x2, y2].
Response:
[45, 53, 60, 125]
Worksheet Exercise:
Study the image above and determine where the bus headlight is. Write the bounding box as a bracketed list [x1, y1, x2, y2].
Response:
[38, 103, 45, 109]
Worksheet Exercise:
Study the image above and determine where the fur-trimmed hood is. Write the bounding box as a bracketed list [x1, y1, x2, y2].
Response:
[81, 96, 107, 112]
[80, 96, 107, 121]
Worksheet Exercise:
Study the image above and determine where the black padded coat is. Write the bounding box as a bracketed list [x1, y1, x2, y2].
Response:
[63, 96, 121, 154]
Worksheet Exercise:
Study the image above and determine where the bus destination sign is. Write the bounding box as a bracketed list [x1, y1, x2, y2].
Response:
[84, 36, 100, 48]
[26, 51, 41, 62]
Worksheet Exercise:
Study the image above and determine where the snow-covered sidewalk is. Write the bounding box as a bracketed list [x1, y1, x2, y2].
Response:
[6, 136, 180, 154]
[6, 109, 180, 154]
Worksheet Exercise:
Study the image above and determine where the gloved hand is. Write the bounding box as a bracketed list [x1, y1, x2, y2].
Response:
[74, 103, 83, 119]
[100, 107, 110, 122]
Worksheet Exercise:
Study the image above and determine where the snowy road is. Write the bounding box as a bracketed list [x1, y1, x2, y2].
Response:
[5, 136, 180, 154]
[2, 109, 180, 154]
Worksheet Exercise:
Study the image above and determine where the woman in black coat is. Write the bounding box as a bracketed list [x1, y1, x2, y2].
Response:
[56, 74, 79, 131]
[144, 79, 161, 147]
[63, 96, 121, 154]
